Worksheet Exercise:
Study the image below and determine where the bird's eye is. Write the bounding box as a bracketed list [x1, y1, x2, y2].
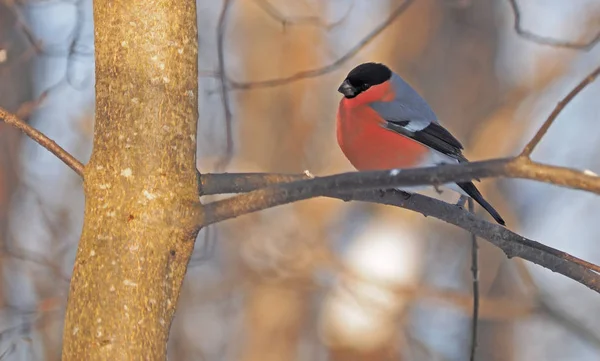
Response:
[360, 84, 371, 91]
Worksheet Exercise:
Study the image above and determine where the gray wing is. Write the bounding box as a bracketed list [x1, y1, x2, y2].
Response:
[368, 74, 466, 162]
[383, 120, 467, 162]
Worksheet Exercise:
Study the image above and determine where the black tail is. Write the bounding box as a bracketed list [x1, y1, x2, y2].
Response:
[456, 182, 505, 226]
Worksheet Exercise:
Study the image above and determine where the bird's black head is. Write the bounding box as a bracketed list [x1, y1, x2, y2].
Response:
[338, 62, 392, 98]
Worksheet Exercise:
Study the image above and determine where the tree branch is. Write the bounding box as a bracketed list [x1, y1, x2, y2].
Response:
[468, 198, 479, 361]
[520, 64, 600, 157]
[253, 0, 352, 29]
[199, 171, 600, 293]
[200, 157, 600, 227]
[508, 0, 600, 50]
[215, 0, 235, 170]
[0, 107, 84, 177]
[226, 0, 416, 89]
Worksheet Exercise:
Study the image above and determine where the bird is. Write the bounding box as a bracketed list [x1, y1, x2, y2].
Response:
[336, 62, 505, 225]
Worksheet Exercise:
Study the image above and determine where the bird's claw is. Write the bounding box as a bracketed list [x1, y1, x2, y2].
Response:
[456, 195, 468, 209]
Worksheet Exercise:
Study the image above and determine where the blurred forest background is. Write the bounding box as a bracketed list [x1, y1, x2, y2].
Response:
[1, 0, 600, 360]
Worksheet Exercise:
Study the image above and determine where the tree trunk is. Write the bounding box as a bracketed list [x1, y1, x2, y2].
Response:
[61, 0, 201, 359]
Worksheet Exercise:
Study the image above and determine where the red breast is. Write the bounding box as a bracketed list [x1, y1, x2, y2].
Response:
[336, 82, 429, 171]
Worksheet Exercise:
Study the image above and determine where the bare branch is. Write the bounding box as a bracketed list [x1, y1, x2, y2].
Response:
[521, 64, 600, 157]
[201, 158, 600, 223]
[516, 265, 600, 347]
[215, 0, 235, 170]
[537, 294, 600, 348]
[254, 0, 320, 27]
[227, 0, 416, 89]
[468, 198, 479, 361]
[254, 0, 352, 29]
[508, 0, 600, 50]
[5, 2, 44, 54]
[0, 107, 84, 177]
[199, 171, 600, 293]
[1, 247, 70, 283]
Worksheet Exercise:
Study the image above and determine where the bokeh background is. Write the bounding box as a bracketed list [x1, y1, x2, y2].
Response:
[1, 0, 600, 360]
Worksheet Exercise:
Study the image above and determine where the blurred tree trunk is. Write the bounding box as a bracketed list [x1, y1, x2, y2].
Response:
[231, 2, 335, 360]
[323, 0, 439, 358]
[319, 1, 438, 357]
[241, 281, 308, 361]
[1, 2, 81, 360]
[0, 0, 32, 254]
[61, 0, 200, 359]
[0, 2, 33, 117]
[397, 1, 513, 360]
[0, 4, 34, 359]
[405, 0, 501, 140]
[0, 0, 33, 260]
[475, 263, 517, 361]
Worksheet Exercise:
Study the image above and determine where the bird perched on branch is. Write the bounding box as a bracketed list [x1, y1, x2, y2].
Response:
[336, 62, 505, 225]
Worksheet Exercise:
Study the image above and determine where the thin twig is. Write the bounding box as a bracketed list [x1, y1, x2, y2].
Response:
[6, 2, 44, 54]
[254, 0, 352, 29]
[508, 0, 600, 50]
[228, 0, 416, 89]
[516, 266, 600, 348]
[520, 64, 600, 157]
[538, 294, 600, 348]
[215, 0, 235, 171]
[468, 198, 479, 361]
[254, 0, 321, 27]
[0, 107, 84, 177]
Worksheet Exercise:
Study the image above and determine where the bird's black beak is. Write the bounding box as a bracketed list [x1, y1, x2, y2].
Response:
[338, 79, 357, 98]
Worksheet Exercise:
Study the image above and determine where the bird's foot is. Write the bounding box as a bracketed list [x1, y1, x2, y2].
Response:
[456, 195, 468, 209]
[434, 185, 443, 195]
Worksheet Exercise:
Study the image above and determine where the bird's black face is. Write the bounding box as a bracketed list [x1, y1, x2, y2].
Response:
[338, 62, 392, 98]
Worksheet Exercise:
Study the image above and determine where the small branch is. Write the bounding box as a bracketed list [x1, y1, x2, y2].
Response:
[199, 172, 305, 195]
[520, 64, 600, 157]
[468, 198, 479, 361]
[254, 0, 320, 27]
[200, 158, 600, 225]
[228, 0, 416, 89]
[537, 294, 600, 348]
[254, 0, 352, 29]
[508, 0, 600, 50]
[199, 161, 600, 275]
[200, 159, 513, 225]
[0, 107, 84, 177]
[200, 172, 600, 293]
[215, 0, 235, 170]
[200, 165, 600, 272]
[515, 266, 600, 348]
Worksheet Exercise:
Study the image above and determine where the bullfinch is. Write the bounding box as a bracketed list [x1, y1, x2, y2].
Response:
[336, 62, 505, 225]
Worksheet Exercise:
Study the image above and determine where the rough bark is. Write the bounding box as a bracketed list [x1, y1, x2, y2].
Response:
[61, 0, 201, 359]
